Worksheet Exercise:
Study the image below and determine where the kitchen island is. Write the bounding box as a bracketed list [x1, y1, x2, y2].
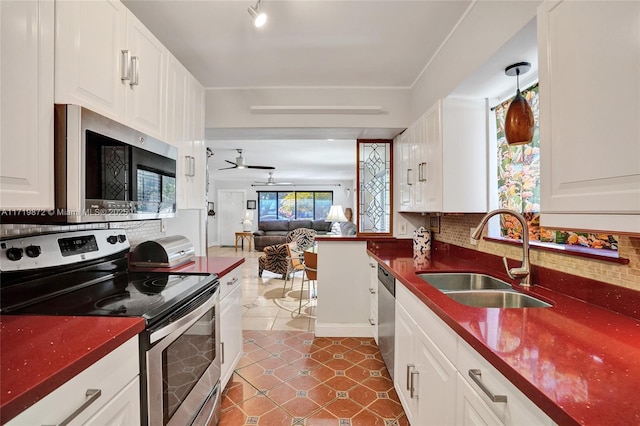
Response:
[368, 239, 640, 426]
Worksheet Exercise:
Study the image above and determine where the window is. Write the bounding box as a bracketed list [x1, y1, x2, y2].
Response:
[357, 140, 392, 235]
[493, 84, 618, 254]
[257, 191, 333, 221]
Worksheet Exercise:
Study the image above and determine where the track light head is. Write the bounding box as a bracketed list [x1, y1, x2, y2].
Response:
[248, 2, 267, 27]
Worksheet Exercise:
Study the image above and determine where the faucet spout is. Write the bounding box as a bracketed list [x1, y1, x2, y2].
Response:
[472, 208, 532, 287]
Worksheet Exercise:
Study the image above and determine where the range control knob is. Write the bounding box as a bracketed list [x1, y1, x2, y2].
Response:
[118, 234, 127, 243]
[25, 245, 41, 258]
[107, 235, 118, 245]
[6, 247, 23, 261]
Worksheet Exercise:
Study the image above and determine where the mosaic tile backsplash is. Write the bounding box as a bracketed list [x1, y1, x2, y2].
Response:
[0, 220, 164, 248]
[433, 214, 640, 291]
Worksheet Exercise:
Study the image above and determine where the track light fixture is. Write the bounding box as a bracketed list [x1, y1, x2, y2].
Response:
[248, 0, 267, 27]
[504, 62, 534, 145]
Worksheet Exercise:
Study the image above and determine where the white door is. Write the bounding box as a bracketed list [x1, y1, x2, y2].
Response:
[218, 190, 245, 247]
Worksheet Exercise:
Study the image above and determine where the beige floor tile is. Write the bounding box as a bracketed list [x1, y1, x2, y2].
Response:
[208, 244, 316, 332]
[242, 316, 276, 330]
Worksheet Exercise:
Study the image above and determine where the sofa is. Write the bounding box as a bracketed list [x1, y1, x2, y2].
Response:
[253, 219, 331, 251]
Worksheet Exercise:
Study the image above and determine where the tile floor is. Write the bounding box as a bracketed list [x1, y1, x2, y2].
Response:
[208, 245, 407, 425]
[207, 246, 316, 332]
[220, 330, 408, 426]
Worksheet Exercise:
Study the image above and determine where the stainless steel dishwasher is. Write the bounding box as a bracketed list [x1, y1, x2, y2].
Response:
[377, 264, 396, 380]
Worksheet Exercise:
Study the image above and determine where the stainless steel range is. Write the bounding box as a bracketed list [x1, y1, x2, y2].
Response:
[0, 229, 221, 426]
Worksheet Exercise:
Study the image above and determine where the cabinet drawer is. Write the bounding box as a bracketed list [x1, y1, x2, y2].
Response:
[219, 266, 242, 300]
[8, 336, 139, 425]
[456, 339, 552, 426]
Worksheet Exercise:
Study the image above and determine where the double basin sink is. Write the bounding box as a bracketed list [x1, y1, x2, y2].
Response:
[418, 273, 551, 308]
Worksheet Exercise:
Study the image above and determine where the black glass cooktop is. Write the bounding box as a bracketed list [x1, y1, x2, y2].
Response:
[0, 266, 218, 325]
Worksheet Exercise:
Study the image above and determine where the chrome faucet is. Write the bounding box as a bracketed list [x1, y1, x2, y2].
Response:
[471, 208, 532, 287]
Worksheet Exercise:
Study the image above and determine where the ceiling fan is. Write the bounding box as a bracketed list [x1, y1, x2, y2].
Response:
[252, 172, 292, 186]
[219, 149, 275, 170]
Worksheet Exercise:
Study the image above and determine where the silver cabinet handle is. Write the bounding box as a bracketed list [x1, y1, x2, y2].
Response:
[184, 156, 192, 177]
[410, 370, 419, 399]
[45, 388, 102, 426]
[419, 162, 427, 182]
[190, 156, 196, 177]
[227, 277, 238, 286]
[468, 369, 507, 403]
[368, 318, 375, 325]
[406, 364, 415, 391]
[407, 169, 413, 185]
[121, 50, 130, 81]
[221, 341, 225, 364]
[130, 56, 139, 86]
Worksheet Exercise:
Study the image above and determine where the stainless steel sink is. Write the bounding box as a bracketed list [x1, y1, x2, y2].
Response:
[418, 273, 513, 292]
[444, 290, 551, 308]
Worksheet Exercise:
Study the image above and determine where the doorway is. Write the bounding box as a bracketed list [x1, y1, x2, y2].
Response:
[217, 190, 246, 247]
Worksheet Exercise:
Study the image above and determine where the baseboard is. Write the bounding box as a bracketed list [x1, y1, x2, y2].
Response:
[314, 322, 373, 338]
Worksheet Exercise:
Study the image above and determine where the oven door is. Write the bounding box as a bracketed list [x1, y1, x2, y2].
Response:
[145, 289, 221, 426]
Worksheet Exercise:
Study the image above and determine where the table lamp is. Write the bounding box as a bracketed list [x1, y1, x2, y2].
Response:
[242, 210, 254, 232]
[325, 205, 347, 234]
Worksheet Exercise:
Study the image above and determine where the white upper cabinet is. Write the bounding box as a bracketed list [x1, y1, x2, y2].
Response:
[0, 0, 55, 210]
[538, 0, 640, 234]
[397, 98, 487, 213]
[55, 0, 167, 140]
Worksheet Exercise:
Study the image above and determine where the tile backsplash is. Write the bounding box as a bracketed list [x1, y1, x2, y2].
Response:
[434, 214, 640, 292]
[0, 220, 165, 248]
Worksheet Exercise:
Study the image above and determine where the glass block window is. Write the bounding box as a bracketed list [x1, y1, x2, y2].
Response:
[358, 140, 392, 234]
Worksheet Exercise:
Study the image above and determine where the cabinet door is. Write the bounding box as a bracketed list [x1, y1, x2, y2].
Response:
[368, 258, 378, 343]
[538, 0, 640, 233]
[396, 132, 413, 212]
[187, 76, 206, 209]
[415, 326, 457, 425]
[125, 11, 166, 139]
[456, 374, 504, 426]
[423, 101, 443, 212]
[220, 284, 243, 390]
[0, 0, 54, 210]
[84, 377, 140, 426]
[394, 302, 418, 424]
[54, 0, 127, 121]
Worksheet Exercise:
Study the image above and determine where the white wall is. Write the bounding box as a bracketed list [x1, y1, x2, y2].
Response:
[410, 1, 540, 121]
[205, 87, 411, 130]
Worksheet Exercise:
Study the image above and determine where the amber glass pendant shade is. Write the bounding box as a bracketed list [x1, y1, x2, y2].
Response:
[505, 90, 534, 145]
[504, 62, 534, 145]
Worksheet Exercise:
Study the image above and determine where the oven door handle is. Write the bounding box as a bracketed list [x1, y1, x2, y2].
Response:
[149, 288, 218, 344]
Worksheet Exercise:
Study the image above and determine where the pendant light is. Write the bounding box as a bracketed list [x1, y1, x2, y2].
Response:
[504, 62, 534, 145]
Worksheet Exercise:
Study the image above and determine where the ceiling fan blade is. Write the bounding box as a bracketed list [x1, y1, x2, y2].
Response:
[224, 160, 237, 166]
[247, 165, 276, 170]
[219, 165, 237, 170]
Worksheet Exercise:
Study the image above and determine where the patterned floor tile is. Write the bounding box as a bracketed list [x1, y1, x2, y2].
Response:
[220, 330, 406, 425]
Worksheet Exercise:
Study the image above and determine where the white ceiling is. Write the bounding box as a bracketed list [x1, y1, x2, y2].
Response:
[124, 1, 538, 183]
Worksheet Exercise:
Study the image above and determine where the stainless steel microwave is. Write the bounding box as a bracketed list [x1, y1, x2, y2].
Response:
[54, 104, 178, 223]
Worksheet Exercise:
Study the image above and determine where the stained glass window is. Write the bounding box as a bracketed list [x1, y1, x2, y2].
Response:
[358, 140, 392, 235]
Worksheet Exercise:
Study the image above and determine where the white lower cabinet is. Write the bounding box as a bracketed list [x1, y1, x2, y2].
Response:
[219, 265, 243, 389]
[395, 285, 457, 425]
[7, 337, 140, 425]
[394, 284, 553, 426]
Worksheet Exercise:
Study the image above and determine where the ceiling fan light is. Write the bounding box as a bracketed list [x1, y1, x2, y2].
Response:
[505, 91, 534, 145]
[247, 5, 267, 27]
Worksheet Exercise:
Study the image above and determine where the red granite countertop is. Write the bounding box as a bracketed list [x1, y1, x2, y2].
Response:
[367, 241, 640, 426]
[0, 316, 144, 424]
[129, 256, 244, 277]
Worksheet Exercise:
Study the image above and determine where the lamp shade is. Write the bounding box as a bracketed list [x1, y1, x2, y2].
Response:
[505, 90, 534, 145]
[325, 205, 347, 222]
